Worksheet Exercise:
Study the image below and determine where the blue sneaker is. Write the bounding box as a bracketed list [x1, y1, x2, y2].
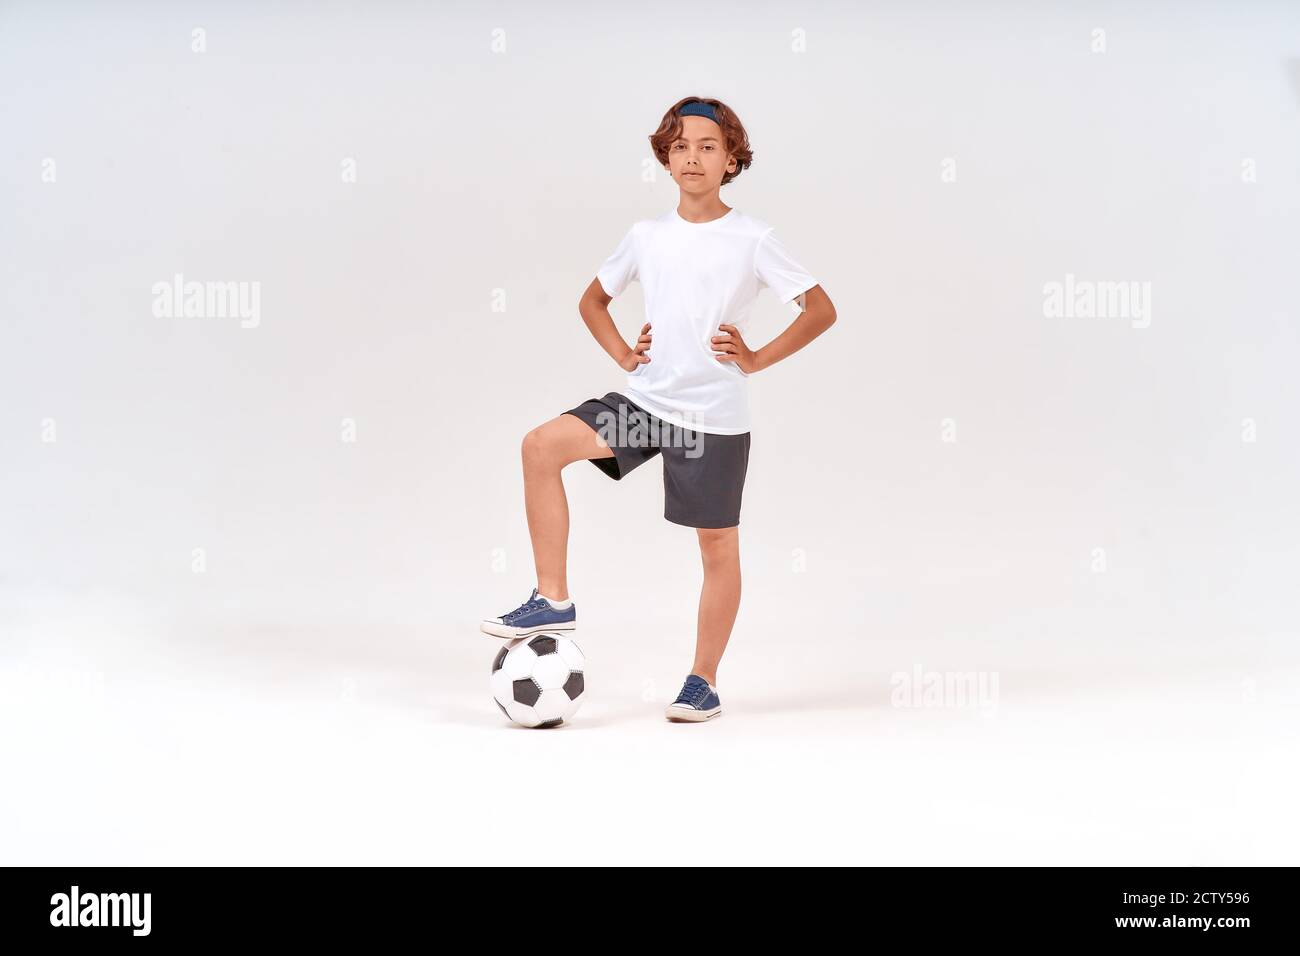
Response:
[665, 674, 722, 722]
[480, 587, 576, 639]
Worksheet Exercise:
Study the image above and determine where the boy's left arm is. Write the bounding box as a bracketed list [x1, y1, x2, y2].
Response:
[712, 284, 836, 373]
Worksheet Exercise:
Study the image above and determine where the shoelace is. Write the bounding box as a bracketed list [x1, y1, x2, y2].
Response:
[501, 597, 547, 623]
[676, 679, 709, 706]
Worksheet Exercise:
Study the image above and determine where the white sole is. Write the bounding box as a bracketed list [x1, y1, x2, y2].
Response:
[480, 620, 576, 639]
[665, 705, 722, 722]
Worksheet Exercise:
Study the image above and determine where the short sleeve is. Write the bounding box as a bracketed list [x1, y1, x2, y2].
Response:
[596, 224, 639, 298]
[754, 229, 818, 315]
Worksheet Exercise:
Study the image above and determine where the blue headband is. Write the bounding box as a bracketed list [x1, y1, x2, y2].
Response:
[678, 100, 719, 124]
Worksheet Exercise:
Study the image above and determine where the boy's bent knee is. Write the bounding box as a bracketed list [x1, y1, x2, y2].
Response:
[521, 427, 554, 468]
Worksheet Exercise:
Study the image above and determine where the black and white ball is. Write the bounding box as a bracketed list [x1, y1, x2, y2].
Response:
[490, 634, 586, 728]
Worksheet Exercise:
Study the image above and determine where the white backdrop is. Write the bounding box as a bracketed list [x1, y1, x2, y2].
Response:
[2, 0, 1297, 864]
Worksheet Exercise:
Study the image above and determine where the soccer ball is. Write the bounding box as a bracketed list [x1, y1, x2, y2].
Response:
[490, 634, 587, 728]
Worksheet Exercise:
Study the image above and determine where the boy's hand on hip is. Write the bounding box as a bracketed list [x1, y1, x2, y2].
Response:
[713, 324, 760, 373]
[619, 322, 652, 372]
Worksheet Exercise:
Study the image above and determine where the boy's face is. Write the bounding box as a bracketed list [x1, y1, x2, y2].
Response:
[666, 115, 736, 191]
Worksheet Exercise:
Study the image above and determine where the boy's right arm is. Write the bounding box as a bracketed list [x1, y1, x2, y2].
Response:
[579, 277, 652, 372]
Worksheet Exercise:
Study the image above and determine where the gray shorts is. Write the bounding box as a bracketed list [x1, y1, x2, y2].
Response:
[562, 391, 751, 529]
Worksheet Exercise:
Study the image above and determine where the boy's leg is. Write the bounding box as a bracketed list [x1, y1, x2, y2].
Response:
[691, 526, 741, 685]
[521, 413, 615, 601]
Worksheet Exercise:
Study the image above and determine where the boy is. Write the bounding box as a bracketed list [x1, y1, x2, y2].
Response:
[480, 97, 837, 722]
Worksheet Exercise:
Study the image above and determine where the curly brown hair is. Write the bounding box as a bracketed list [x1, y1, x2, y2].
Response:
[648, 96, 753, 186]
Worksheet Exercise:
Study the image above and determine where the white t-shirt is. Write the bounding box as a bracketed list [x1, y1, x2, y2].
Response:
[596, 207, 819, 435]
